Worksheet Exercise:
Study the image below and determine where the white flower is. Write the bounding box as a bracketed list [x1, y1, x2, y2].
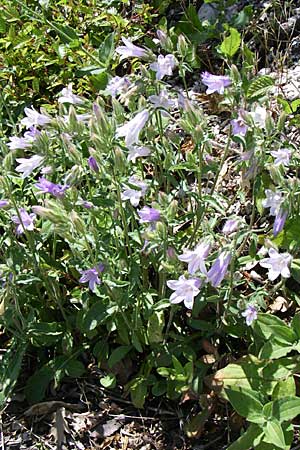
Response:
[15, 155, 44, 178]
[121, 176, 148, 207]
[106, 76, 132, 97]
[127, 146, 151, 163]
[259, 248, 292, 281]
[178, 241, 211, 274]
[21, 106, 51, 128]
[270, 148, 292, 166]
[58, 84, 84, 104]
[150, 54, 177, 80]
[250, 105, 267, 128]
[262, 189, 284, 216]
[116, 109, 149, 147]
[116, 37, 148, 59]
[63, 113, 91, 124]
[167, 275, 201, 309]
[7, 136, 33, 150]
[149, 89, 175, 113]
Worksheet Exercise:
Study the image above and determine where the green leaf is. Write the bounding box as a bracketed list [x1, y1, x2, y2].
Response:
[247, 75, 274, 99]
[108, 346, 132, 368]
[259, 340, 293, 359]
[98, 32, 115, 65]
[54, 24, 79, 44]
[292, 312, 300, 339]
[253, 313, 297, 345]
[220, 28, 241, 57]
[147, 311, 164, 343]
[227, 424, 264, 450]
[264, 419, 286, 449]
[82, 302, 117, 332]
[130, 377, 148, 409]
[100, 373, 116, 388]
[225, 386, 265, 424]
[272, 378, 296, 399]
[64, 360, 85, 377]
[0, 340, 26, 408]
[271, 396, 300, 422]
[27, 322, 64, 347]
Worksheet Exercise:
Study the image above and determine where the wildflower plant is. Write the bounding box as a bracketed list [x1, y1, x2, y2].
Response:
[2, 23, 300, 449]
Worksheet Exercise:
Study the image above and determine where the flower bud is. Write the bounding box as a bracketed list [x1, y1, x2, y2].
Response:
[167, 199, 178, 220]
[70, 210, 85, 234]
[177, 35, 188, 58]
[114, 147, 125, 172]
[277, 111, 286, 132]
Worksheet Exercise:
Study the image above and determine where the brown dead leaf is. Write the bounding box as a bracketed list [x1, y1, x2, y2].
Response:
[24, 401, 84, 416]
[202, 339, 219, 358]
[91, 418, 125, 439]
[200, 354, 217, 365]
[180, 389, 199, 404]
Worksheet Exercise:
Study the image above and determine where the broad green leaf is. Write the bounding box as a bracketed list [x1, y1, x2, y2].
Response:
[25, 365, 55, 404]
[259, 340, 293, 359]
[272, 378, 296, 399]
[100, 373, 116, 388]
[247, 76, 274, 99]
[129, 377, 148, 409]
[271, 396, 300, 422]
[0, 340, 26, 408]
[54, 24, 79, 44]
[82, 302, 117, 332]
[220, 27, 241, 57]
[98, 32, 115, 65]
[253, 313, 297, 344]
[64, 360, 85, 377]
[225, 386, 265, 424]
[227, 423, 264, 450]
[27, 322, 64, 347]
[108, 346, 132, 368]
[292, 312, 300, 338]
[147, 311, 164, 343]
[264, 419, 286, 449]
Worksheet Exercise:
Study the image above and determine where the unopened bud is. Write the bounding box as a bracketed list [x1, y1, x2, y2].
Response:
[114, 147, 125, 172]
[277, 111, 286, 132]
[177, 35, 188, 58]
[230, 64, 241, 84]
[70, 211, 85, 234]
[167, 199, 178, 220]
[32, 205, 65, 224]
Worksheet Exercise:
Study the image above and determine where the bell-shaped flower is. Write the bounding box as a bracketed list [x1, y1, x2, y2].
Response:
[127, 145, 151, 163]
[270, 148, 292, 166]
[178, 240, 211, 275]
[12, 208, 36, 235]
[116, 37, 148, 59]
[259, 248, 292, 281]
[242, 305, 257, 326]
[121, 176, 148, 207]
[15, 155, 44, 178]
[273, 208, 288, 237]
[116, 110, 149, 147]
[167, 275, 202, 309]
[201, 72, 231, 94]
[150, 54, 177, 80]
[21, 106, 51, 128]
[207, 251, 231, 287]
[262, 189, 284, 216]
[58, 83, 84, 105]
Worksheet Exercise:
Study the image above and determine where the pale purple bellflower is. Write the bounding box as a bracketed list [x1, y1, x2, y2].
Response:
[21, 106, 51, 128]
[149, 89, 175, 114]
[79, 263, 104, 292]
[167, 275, 202, 309]
[106, 76, 132, 97]
[15, 154, 44, 178]
[58, 83, 84, 105]
[178, 240, 211, 275]
[273, 209, 288, 237]
[262, 189, 284, 217]
[231, 110, 248, 136]
[116, 37, 148, 59]
[88, 156, 99, 173]
[201, 72, 231, 94]
[222, 219, 239, 235]
[242, 305, 257, 326]
[259, 248, 292, 281]
[0, 200, 9, 208]
[121, 176, 148, 207]
[35, 177, 70, 198]
[270, 148, 292, 166]
[12, 208, 36, 235]
[150, 54, 177, 80]
[137, 206, 161, 223]
[207, 251, 231, 287]
[116, 109, 149, 147]
[127, 145, 151, 163]
[7, 127, 40, 150]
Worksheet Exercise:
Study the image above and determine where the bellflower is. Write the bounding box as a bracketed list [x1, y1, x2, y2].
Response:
[242, 305, 257, 326]
[127, 146, 151, 163]
[116, 37, 148, 59]
[58, 83, 84, 105]
[21, 106, 51, 128]
[35, 177, 69, 198]
[259, 248, 292, 281]
[262, 189, 284, 216]
[106, 76, 132, 97]
[178, 241, 211, 275]
[150, 54, 177, 80]
[201, 72, 231, 94]
[11, 208, 36, 235]
[156, 30, 168, 46]
[231, 110, 248, 136]
[7, 135, 32, 150]
[0, 200, 9, 208]
[137, 206, 161, 223]
[273, 209, 288, 237]
[222, 219, 239, 235]
[79, 263, 104, 292]
[167, 275, 202, 309]
[116, 110, 149, 147]
[15, 155, 44, 178]
[207, 251, 231, 287]
[121, 176, 148, 207]
[270, 148, 292, 166]
[149, 89, 175, 113]
[250, 105, 267, 128]
[88, 156, 99, 173]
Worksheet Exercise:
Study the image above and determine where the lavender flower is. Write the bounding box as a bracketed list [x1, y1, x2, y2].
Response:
[88, 156, 99, 173]
[149, 89, 175, 113]
[121, 176, 148, 207]
[273, 209, 288, 237]
[270, 148, 292, 166]
[79, 264, 104, 292]
[178, 241, 211, 275]
[0, 200, 9, 208]
[7, 135, 33, 150]
[106, 76, 132, 97]
[262, 189, 284, 216]
[116, 37, 148, 59]
[250, 105, 267, 128]
[201, 72, 231, 94]
[207, 251, 231, 287]
[259, 248, 292, 281]
[167, 275, 201, 309]
[150, 54, 177, 80]
[116, 110, 149, 147]
[35, 177, 69, 198]
[138, 206, 161, 223]
[21, 106, 51, 128]
[58, 83, 84, 105]
[81, 200, 94, 209]
[156, 30, 168, 46]
[231, 110, 248, 136]
[11, 208, 36, 235]
[222, 219, 239, 235]
[15, 155, 44, 178]
[127, 145, 151, 163]
[242, 305, 257, 326]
